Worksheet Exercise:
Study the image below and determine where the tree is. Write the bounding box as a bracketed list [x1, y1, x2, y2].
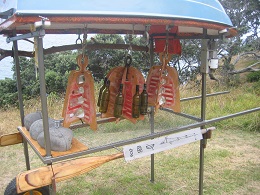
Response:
[0, 51, 77, 107]
[87, 34, 150, 81]
[9, 51, 78, 99]
[172, 40, 201, 84]
[0, 78, 18, 108]
[218, 0, 260, 82]
[87, 34, 126, 81]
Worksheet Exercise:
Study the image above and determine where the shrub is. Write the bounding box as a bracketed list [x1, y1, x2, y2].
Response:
[247, 71, 260, 82]
[0, 79, 18, 108]
[0, 92, 18, 108]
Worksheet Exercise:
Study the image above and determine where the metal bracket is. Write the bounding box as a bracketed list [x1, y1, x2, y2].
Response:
[45, 156, 53, 163]
[6, 29, 45, 43]
[200, 39, 209, 73]
[219, 28, 229, 40]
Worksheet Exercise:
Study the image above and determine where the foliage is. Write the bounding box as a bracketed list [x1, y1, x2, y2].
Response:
[175, 40, 201, 84]
[87, 34, 150, 81]
[218, 0, 260, 85]
[0, 78, 18, 108]
[87, 34, 125, 81]
[220, 0, 259, 36]
[0, 51, 78, 108]
[246, 71, 260, 82]
[45, 70, 64, 93]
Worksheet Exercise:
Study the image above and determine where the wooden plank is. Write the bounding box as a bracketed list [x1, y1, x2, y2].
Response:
[19, 127, 88, 157]
[16, 152, 124, 193]
[0, 132, 23, 146]
[146, 52, 181, 112]
[62, 54, 97, 130]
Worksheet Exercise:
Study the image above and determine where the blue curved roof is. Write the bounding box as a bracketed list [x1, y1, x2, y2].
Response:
[0, 0, 236, 37]
[11, 0, 233, 26]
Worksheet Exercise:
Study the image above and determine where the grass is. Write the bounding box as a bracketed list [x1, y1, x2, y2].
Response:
[0, 81, 259, 194]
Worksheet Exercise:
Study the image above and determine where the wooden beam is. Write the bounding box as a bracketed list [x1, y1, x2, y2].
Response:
[0, 132, 23, 146]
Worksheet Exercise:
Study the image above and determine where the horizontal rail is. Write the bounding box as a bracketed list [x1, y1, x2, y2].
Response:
[181, 91, 230, 102]
[2, 43, 148, 60]
[70, 117, 117, 130]
[70, 91, 230, 130]
[161, 107, 201, 122]
[44, 107, 260, 164]
[18, 127, 46, 163]
[6, 29, 45, 43]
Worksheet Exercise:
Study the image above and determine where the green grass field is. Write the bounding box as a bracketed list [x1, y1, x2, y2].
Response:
[0, 83, 259, 195]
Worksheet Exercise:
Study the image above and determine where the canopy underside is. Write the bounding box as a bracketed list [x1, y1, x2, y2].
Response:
[0, 0, 237, 38]
[0, 15, 236, 38]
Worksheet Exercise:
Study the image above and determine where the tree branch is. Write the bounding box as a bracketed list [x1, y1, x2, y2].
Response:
[0, 43, 148, 62]
[233, 52, 260, 66]
[228, 61, 260, 75]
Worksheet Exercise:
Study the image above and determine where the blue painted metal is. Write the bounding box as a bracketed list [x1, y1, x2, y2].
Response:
[4, 0, 232, 26]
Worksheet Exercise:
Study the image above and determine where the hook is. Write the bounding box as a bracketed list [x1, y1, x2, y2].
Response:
[76, 33, 82, 45]
[125, 24, 135, 57]
[125, 54, 132, 67]
[144, 25, 150, 46]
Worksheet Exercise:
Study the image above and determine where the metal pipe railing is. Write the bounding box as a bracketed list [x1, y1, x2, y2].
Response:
[44, 107, 260, 164]
[181, 91, 230, 102]
[36, 32, 52, 158]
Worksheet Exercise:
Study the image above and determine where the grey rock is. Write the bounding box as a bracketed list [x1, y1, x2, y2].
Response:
[30, 118, 56, 140]
[24, 111, 42, 130]
[37, 126, 73, 152]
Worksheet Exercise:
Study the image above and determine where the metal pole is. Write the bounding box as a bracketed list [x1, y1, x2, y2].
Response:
[36, 31, 52, 158]
[42, 106, 260, 164]
[149, 36, 154, 68]
[7, 30, 45, 43]
[12, 30, 32, 195]
[149, 36, 155, 183]
[160, 107, 201, 122]
[199, 39, 209, 195]
[180, 91, 230, 102]
[12, 30, 25, 126]
[199, 73, 207, 195]
[12, 31, 32, 172]
[37, 29, 55, 195]
[23, 141, 31, 170]
[149, 107, 155, 183]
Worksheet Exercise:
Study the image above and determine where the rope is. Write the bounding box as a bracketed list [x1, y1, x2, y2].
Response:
[50, 164, 57, 193]
[82, 26, 88, 59]
[165, 25, 170, 60]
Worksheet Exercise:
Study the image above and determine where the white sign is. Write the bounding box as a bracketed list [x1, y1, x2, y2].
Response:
[123, 128, 202, 161]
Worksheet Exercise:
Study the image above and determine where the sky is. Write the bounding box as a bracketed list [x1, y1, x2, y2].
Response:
[0, 34, 78, 80]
